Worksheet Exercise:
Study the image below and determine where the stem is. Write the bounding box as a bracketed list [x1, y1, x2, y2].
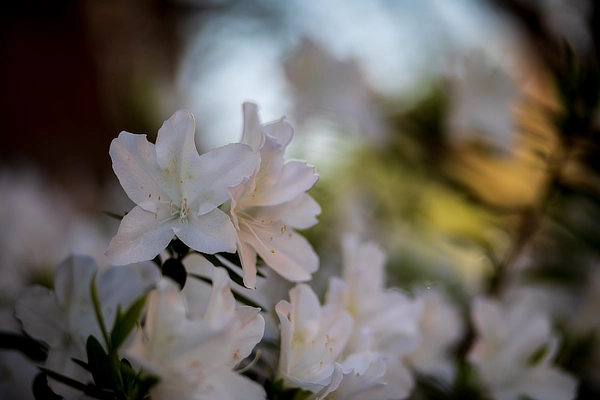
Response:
[90, 274, 111, 350]
[487, 134, 569, 297]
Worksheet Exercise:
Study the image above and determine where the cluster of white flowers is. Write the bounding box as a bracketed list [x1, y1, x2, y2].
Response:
[10, 103, 579, 400]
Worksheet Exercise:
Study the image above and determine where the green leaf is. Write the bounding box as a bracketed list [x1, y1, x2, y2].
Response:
[265, 379, 313, 400]
[86, 335, 123, 393]
[38, 367, 109, 399]
[90, 275, 111, 349]
[161, 258, 187, 289]
[170, 238, 190, 257]
[217, 252, 266, 278]
[71, 357, 91, 372]
[32, 373, 62, 400]
[110, 295, 147, 351]
[102, 211, 125, 221]
[201, 253, 247, 287]
[0, 331, 48, 361]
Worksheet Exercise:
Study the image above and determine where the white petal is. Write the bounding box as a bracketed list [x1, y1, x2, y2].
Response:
[289, 284, 322, 340]
[204, 369, 267, 400]
[263, 119, 293, 148]
[110, 131, 170, 212]
[193, 143, 258, 215]
[471, 297, 503, 339]
[323, 355, 395, 400]
[248, 227, 318, 282]
[176, 208, 237, 254]
[257, 162, 318, 207]
[280, 194, 321, 229]
[15, 286, 65, 346]
[154, 109, 199, 201]
[521, 367, 578, 400]
[275, 300, 294, 374]
[231, 307, 265, 366]
[238, 238, 259, 289]
[313, 363, 344, 400]
[106, 205, 175, 265]
[241, 102, 265, 152]
[96, 262, 160, 329]
[253, 134, 286, 197]
[53, 254, 102, 344]
[46, 345, 90, 399]
[203, 267, 236, 327]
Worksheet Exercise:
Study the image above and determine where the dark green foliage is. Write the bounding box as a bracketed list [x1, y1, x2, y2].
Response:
[0, 331, 48, 361]
[265, 379, 313, 400]
[189, 273, 265, 310]
[161, 257, 187, 289]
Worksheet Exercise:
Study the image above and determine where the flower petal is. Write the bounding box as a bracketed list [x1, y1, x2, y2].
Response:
[203, 369, 267, 400]
[280, 194, 321, 229]
[241, 102, 264, 152]
[238, 238, 259, 289]
[106, 205, 175, 265]
[110, 131, 170, 212]
[175, 208, 237, 254]
[263, 119, 293, 148]
[203, 267, 236, 327]
[15, 286, 65, 346]
[193, 143, 258, 216]
[244, 227, 318, 282]
[256, 162, 318, 206]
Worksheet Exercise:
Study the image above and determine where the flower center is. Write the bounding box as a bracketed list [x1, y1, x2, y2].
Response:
[171, 198, 191, 224]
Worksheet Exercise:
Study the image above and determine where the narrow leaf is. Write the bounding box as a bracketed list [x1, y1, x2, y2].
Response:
[188, 273, 265, 310]
[110, 295, 147, 351]
[32, 373, 62, 400]
[0, 331, 48, 361]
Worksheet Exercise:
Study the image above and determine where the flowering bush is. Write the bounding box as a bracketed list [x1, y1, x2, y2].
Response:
[4, 103, 581, 400]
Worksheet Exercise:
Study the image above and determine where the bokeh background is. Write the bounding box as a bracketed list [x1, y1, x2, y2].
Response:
[2, 0, 600, 398]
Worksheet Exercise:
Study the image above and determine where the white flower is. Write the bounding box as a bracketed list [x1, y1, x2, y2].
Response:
[15, 253, 160, 399]
[447, 53, 516, 152]
[276, 284, 352, 396]
[321, 350, 392, 400]
[468, 295, 578, 400]
[229, 103, 320, 288]
[405, 286, 464, 382]
[106, 109, 257, 265]
[324, 235, 420, 399]
[126, 268, 265, 400]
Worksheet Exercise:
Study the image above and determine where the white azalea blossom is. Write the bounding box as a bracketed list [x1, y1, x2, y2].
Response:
[126, 268, 265, 400]
[405, 286, 464, 382]
[322, 349, 392, 400]
[106, 109, 257, 265]
[15, 253, 160, 399]
[229, 103, 320, 288]
[468, 295, 578, 400]
[324, 236, 420, 399]
[276, 284, 352, 397]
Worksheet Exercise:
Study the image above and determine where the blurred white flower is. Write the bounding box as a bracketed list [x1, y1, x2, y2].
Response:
[468, 295, 578, 400]
[320, 335, 399, 400]
[106, 109, 257, 265]
[126, 268, 265, 400]
[0, 169, 110, 316]
[276, 284, 352, 397]
[284, 40, 387, 142]
[447, 53, 516, 152]
[229, 103, 320, 288]
[15, 253, 159, 399]
[324, 236, 420, 398]
[405, 286, 464, 382]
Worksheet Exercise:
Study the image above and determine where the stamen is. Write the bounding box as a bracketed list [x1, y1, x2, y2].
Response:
[235, 349, 262, 373]
[242, 220, 275, 254]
